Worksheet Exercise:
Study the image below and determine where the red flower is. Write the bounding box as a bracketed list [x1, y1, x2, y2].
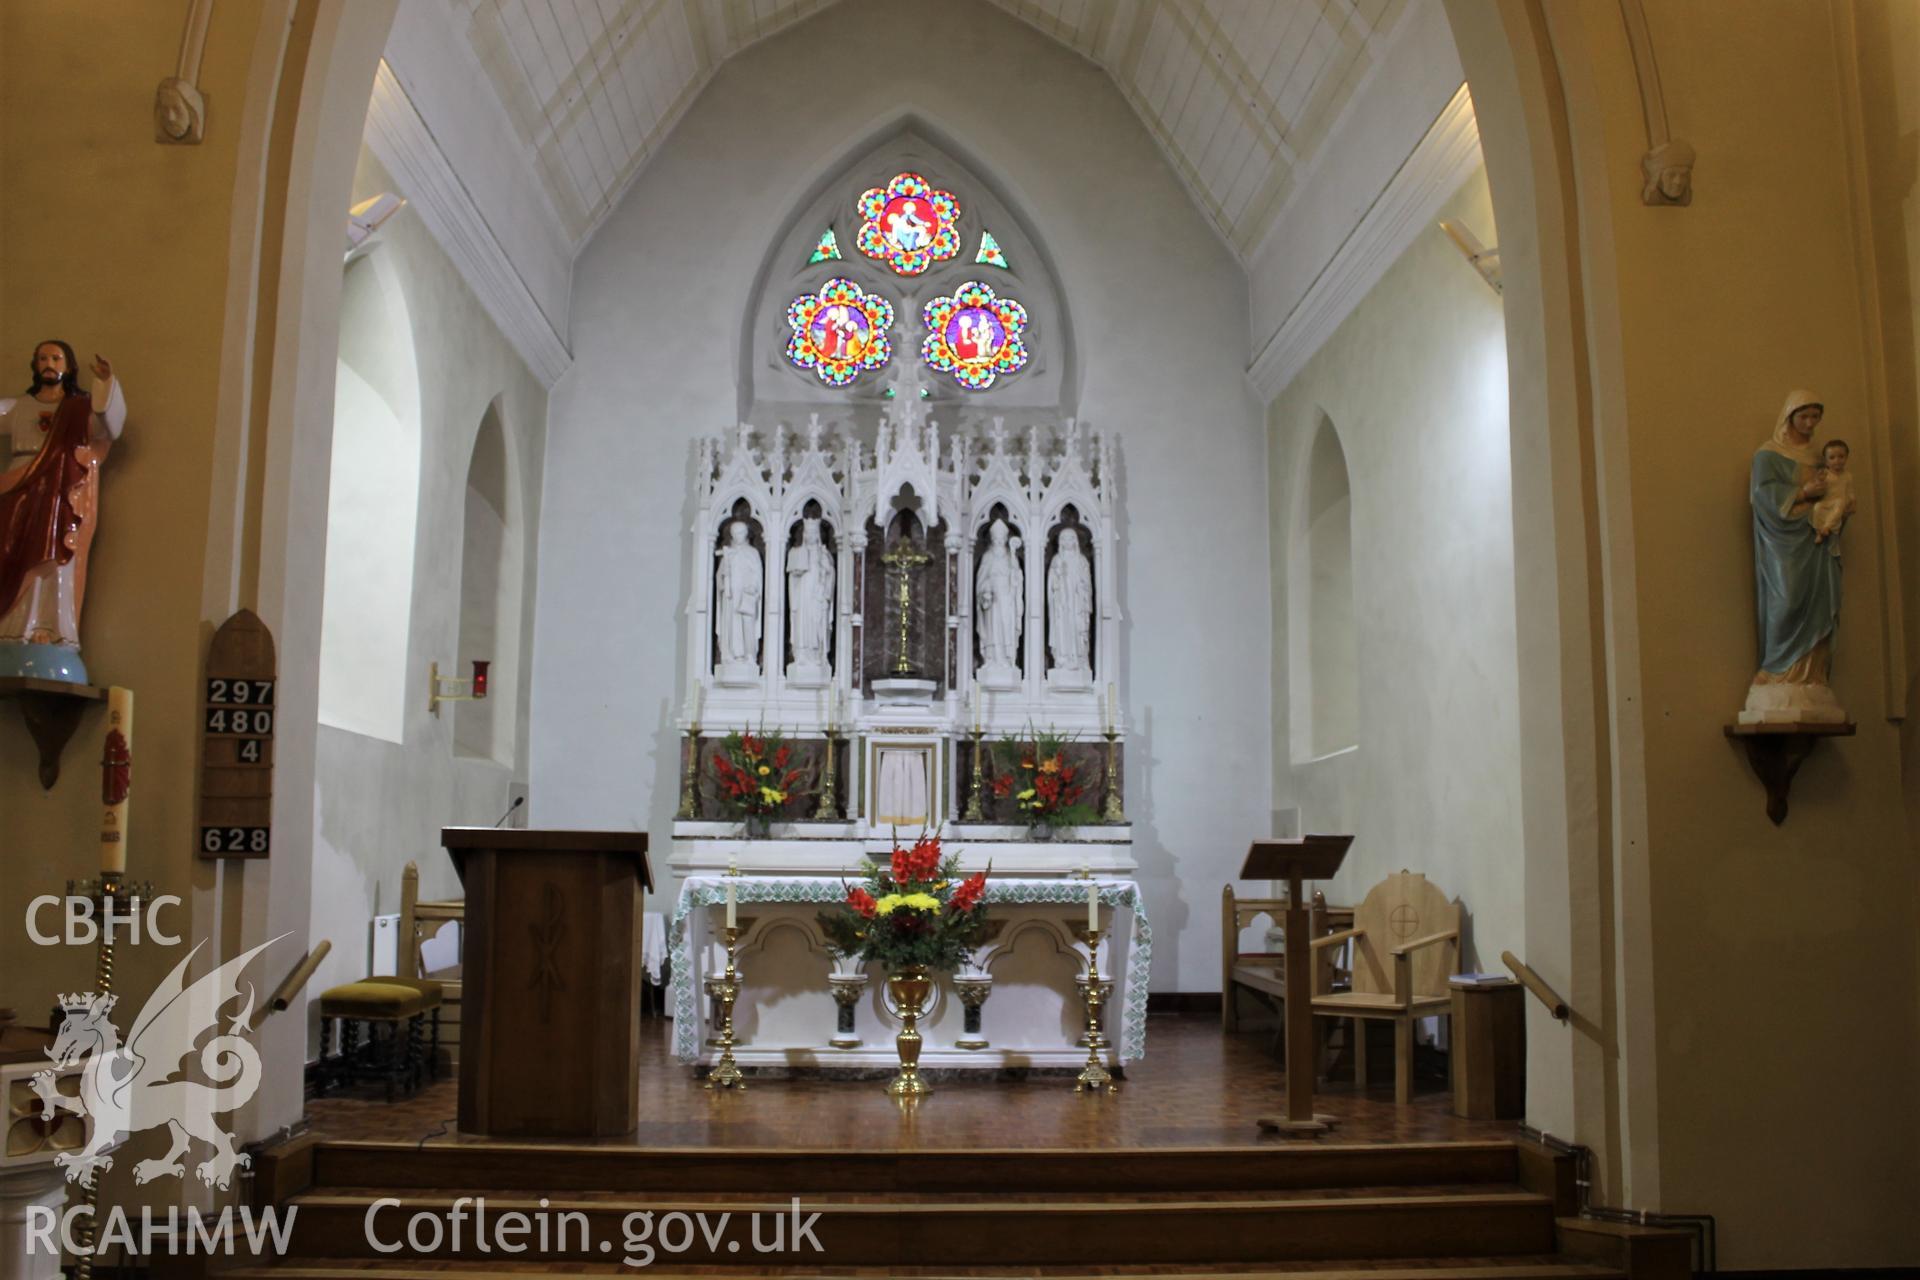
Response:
[774, 744, 790, 769]
[848, 887, 878, 917]
[950, 871, 987, 913]
[991, 775, 1014, 798]
[742, 734, 763, 759]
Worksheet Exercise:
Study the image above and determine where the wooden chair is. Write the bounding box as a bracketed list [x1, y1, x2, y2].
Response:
[1222, 886, 1352, 1035]
[1309, 870, 1460, 1104]
[398, 860, 464, 1071]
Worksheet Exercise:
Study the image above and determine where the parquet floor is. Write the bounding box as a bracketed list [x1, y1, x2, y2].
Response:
[307, 1012, 1519, 1150]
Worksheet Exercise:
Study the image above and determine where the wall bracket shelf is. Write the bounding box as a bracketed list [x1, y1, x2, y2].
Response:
[0, 678, 106, 790]
[1724, 721, 1855, 826]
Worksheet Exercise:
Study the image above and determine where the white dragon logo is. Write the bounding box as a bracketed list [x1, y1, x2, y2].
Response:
[32, 936, 284, 1190]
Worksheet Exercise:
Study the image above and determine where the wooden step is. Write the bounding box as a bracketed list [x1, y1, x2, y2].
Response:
[278, 1187, 1560, 1265]
[305, 1140, 1522, 1196]
[224, 1261, 1623, 1280]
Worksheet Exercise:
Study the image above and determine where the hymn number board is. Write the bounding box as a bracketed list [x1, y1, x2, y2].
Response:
[199, 609, 277, 859]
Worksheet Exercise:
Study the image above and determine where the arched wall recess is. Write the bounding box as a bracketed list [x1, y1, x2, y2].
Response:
[738, 118, 1077, 423]
[1287, 412, 1358, 763]
[455, 401, 517, 762]
[318, 249, 423, 743]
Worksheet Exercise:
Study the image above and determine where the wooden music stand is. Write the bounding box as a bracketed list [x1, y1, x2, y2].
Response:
[1242, 835, 1352, 1136]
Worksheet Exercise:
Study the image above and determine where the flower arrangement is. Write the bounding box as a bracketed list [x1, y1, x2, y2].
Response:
[709, 729, 809, 819]
[990, 729, 1098, 827]
[818, 833, 990, 972]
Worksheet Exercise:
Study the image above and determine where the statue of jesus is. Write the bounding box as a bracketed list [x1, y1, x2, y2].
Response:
[0, 341, 126, 683]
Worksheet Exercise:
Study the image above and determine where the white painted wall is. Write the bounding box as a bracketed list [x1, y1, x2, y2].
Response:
[1247, 1, 1465, 357]
[307, 146, 548, 1021]
[1268, 166, 1523, 968]
[379, 0, 572, 337]
[533, 0, 1268, 989]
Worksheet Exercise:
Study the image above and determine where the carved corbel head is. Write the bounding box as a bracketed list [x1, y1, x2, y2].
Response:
[154, 77, 205, 145]
[1641, 138, 1695, 206]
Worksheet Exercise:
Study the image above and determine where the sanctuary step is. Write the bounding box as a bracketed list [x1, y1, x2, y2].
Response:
[237, 1139, 1687, 1278]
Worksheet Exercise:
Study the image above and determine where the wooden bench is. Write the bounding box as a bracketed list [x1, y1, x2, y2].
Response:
[1222, 885, 1352, 1036]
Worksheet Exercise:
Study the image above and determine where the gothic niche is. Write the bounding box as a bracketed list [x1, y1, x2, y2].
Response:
[711, 499, 766, 685]
[974, 503, 1025, 690]
[1044, 506, 1095, 689]
[862, 508, 947, 692]
[784, 501, 837, 687]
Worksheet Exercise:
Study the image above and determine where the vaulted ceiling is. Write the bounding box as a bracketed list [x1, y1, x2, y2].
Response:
[450, 0, 1413, 259]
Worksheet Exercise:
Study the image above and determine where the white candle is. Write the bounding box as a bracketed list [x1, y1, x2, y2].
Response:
[689, 681, 703, 731]
[971, 685, 981, 733]
[725, 880, 737, 929]
[1106, 682, 1117, 733]
[100, 686, 133, 875]
[1087, 880, 1099, 931]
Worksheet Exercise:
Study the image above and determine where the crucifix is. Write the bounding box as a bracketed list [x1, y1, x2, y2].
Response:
[879, 538, 932, 676]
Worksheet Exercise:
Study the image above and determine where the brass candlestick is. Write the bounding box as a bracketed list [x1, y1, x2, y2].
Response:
[1073, 925, 1117, 1094]
[64, 871, 150, 1280]
[963, 727, 986, 821]
[814, 731, 840, 820]
[703, 925, 745, 1090]
[1101, 729, 1125, 823]
[676, 730, 700, 819]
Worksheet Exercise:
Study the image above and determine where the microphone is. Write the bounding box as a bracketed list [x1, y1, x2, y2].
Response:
[493, 795, 525, 828]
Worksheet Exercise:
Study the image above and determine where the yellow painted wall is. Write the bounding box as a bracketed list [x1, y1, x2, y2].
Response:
[0, 0, 270, 1025]
[1562, 0, 1919, 1265]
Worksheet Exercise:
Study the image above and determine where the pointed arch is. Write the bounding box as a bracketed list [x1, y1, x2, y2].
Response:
[317, 248, 422, 742]
[455, 398, 519, 762]
[1288, 411, 1358, 762]
[737, 114, 1078, 419]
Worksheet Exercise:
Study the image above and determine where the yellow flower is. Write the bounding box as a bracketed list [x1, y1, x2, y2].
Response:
[1039, 757, 1061, 774]
[1018, 788, 1036, 800]
[874, 892, 941, 916]
[759, 786, 785, 805]
[758, 765, 771, 776]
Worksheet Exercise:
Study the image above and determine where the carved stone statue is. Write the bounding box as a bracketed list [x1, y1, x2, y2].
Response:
[1046, 526, 1093, 684]
[0, 342, 126, 683]
[975, 518, 1023, 689]
[1738, 389, 1848, 724]
[786, 517, 835, 685]
[713, 519, 763, 683]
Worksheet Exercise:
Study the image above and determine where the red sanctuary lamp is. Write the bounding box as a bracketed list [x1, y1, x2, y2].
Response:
[428, 658, 491, 715]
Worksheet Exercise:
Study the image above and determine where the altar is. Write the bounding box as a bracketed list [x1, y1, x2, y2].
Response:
[668, 369, 1140, 1071]
[669, 875, 1151, 1071]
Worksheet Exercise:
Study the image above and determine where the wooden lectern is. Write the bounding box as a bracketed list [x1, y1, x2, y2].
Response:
[443, 827, 652, 1138]
[1242, 835, 1352, 1136]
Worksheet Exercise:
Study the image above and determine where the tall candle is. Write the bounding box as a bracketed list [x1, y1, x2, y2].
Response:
[100, 686, 133, 874]
[1087, 880, 1099, 931]
[971, 685, 981, 733]
[689, 681, 703, 731]
[1106, 682, 1117, 733]
[725, 880, 737, 929]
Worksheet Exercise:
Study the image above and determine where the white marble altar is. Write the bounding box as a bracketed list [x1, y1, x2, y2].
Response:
[669, 876, 1150, 1071]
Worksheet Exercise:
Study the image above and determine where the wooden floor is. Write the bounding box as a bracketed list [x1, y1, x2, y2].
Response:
[307, 1012, 1518, 1150]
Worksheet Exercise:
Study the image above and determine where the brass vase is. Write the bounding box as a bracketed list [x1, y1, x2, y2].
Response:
[885, 966, 935, 1098]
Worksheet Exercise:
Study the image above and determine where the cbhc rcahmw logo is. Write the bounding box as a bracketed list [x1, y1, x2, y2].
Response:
[25, 892, 182, 945]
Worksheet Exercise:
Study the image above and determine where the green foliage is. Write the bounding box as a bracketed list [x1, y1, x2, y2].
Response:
[817, 835, 990, 972]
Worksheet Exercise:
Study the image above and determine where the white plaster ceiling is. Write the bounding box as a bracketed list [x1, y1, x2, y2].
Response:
[450, 0, 1412, 258]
